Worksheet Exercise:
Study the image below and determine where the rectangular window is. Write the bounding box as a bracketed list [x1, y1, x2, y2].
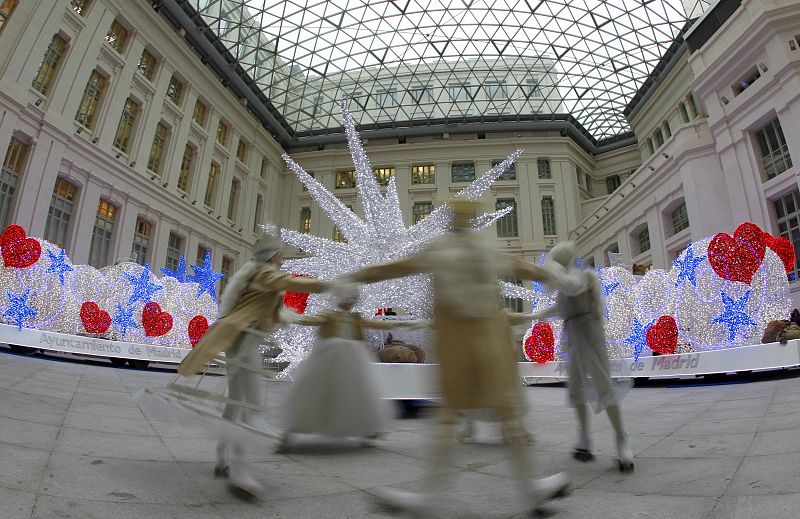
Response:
[375, 90, 398, 107]
[137, 49, 157, 80]
[733, 67, 761, 96]
[654, 128, 664, 148]
[236, 139, 247, 163]
[196, 245, 209, 266]
[75, 70, 106, 128]
[493, 159, 516, 180]
[638, 227, 651, 254]
[253, 194, 263, 233]
[537, 158, 551, 179]
[373, 167, 395, 186]
[542, 196, 556, 236]
[204, 163, 218, 207]
[166, 75, 183, 105]
[71, 0, 90, 16]
[687, 93, 698, 118]
[412, 201, 433, 225]
[192, 100, 207, 127]
[131, 218, 151, 266]
[671, 202, 689, 235]
[0, 0, 17, 33]
[448, 82, 471, 102]
[177, 145, 193, 192]
[299, 207, 311, 234]
[409, 85, 432, 104]
[105, 20, 128, 54]
[32, 34, 67, 95]
[260, 157, 268, 180]
[165, 232, 183, 272]
[336, 169, 355, 189]
[679, 102, 690, 123]
[484, 81, 507, 100]
[756, 117, 793, 180]
[647, 138, 654, 155]
[0, 137, 28, 227]
[216, 121, 228, 146]
[147, 123, 168, 174]
[227, 177, 240, 222]
[496, 199, 518, 238]
[88, 199, 115, 267]
[773, 190, 800, 281]
[113, 98, 138, 153]
[451, 162, 475, 183]
[526, 77, 542, 98]
[333, 205, 352, 242]
[502, 277, 524, 312]
[606, 174, 621, 194]
[220, 255, 232, 295]
[663, 120, 672, 138]
[411, 164, 435, 184]
[44, 178, 77, 249]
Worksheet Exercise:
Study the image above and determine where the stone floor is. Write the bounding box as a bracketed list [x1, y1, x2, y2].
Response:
[2, 348, 800, 518]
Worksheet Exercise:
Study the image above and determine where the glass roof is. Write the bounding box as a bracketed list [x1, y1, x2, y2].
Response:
[189, 0, 712, 142]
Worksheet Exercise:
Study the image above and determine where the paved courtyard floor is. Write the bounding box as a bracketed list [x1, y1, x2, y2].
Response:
[2, 349, 800, 518]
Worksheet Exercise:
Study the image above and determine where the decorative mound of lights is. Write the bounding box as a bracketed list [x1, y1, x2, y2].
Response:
[0, 224, 219, 348]
[269, 102, 519, 371]
[508, 222, 792, 363]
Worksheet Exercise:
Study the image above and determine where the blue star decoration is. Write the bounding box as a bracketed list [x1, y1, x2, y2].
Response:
[673, 245, 705, 287]
[532, 253, 548, 294]
[600, 278, 620, 319]
[46, 249, 73, 285]
[113, 303, 138, 338]
[188, 250, 224, 301]
[124, 265, 162, 306]
[713, 290, 757, 341]
[160, 256, 188, 283]
[3, 289, 37, 330]
[625, 317, 653, 361]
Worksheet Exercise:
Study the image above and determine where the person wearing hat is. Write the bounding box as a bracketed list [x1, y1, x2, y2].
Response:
[531, 241, 634, 473]
[338, 199, 569, 515]
[179, 231, 328, 498]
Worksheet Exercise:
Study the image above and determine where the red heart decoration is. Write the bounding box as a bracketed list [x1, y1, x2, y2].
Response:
[0, 224, 42, 269]
[708, 222, 766, 284]
[142, 302, 173, 337]
[80, 302, 111, 334]
[188, 315, 209, 347]
[646, 315, 678, 355]
[283, 274, 311, 314]
[766, 234, 796, 274]
[524, 322, 555, 364]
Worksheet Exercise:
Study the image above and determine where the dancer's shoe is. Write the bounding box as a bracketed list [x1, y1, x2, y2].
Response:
[228, 461, 263, 500]
[274, 432, 292, 454]
[214, 443, 230, 478]
[371, 488, 436, 515]
[572, 428, 593, 462]
[616, 433, 634, 473]
[525, 472, 570, 515]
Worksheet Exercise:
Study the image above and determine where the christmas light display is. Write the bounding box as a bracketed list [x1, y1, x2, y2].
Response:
[0, 226, 219, 348]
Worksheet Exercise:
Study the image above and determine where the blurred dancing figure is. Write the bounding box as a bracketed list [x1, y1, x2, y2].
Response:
[534, 242, 633, 472]
[341, 199, 569, 515]
[178, 232, 328, 498]
[278, 284, 423, 450]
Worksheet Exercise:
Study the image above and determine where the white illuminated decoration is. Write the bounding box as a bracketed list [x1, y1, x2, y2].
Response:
[271, 101, 522, 370]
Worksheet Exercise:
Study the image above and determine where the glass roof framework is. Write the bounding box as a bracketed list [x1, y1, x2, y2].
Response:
[189, 0, 711, 143]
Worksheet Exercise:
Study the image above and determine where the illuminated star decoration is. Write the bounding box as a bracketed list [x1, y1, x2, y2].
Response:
[3, 289, 37, 330]
[188, 250, 224, 301]
[625, 317, 653, 361]
[113, 302, 138, 338]
[46, 249, 73, 285]
[600, 278, 620, 319]
[160, 256, 188, 283]
[124, 265, 162, 306]
[673, 244, 704, 287]
[713, 290, 757, 341]
[532, 254, 548, 294]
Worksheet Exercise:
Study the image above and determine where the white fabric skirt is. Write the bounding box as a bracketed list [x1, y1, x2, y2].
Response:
[283, 337, 390, 438]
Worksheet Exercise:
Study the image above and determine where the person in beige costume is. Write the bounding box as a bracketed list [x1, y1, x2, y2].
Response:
[179, 232, 327, 498]
[340, 199, 569, 514]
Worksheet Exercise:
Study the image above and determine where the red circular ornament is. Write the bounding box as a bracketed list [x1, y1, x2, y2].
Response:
[708, 222, 766, 284]
[524, 322, 555, 364]
[80, 302, 111, 334]
[0, 224, 42, 269]
[283, 274, 311, 314]
[645, 315, 678, 355]
[141, 302, 173, 337]
[187, 315, 209, 347]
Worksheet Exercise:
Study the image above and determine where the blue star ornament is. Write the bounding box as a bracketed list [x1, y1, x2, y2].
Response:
[124, 265, 162, 305]
[113, 303, 138, 338]
[712, 290, 757, 341]
[188, 250, 224, 301]
[3, 289, 37, 330]
[160, 256, 188, 283]
[625, 317, 653, 361]
[600, 278, 620, 319]
[46, 249, 73, 285]
[673, 245, 704, 287]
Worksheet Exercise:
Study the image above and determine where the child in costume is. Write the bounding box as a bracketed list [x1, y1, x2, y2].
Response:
[340, 199, 569, 515]
[278, 283, 424, 450]
[178, 232, 328, 497]
[532, 241, 634, 472]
